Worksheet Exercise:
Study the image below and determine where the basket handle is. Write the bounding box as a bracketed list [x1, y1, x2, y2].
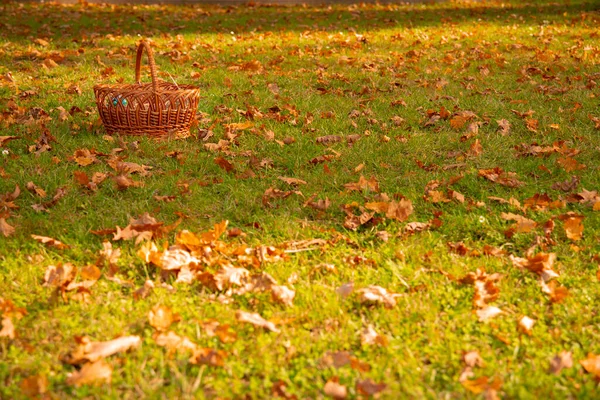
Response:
[135, 41, 158, 93]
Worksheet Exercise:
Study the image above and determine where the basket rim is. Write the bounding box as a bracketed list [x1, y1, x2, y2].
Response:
[93, 82, 200, 93]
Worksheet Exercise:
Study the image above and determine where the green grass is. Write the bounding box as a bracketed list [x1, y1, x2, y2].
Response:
[1, 0, 600, 398]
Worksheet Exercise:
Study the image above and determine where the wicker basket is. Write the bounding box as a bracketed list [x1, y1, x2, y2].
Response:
[93, 41, 200, 137]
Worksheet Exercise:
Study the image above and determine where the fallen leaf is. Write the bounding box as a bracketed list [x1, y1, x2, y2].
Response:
[148, 305, 179, 332]
[356, 379, 386, 396]
[357, 285, 399, 308]
[580, 353, 600, 378]
[31, 234, 69, 249]
[0, 316, 15, 339]
[360, 324, 387, 346]
[63, 335, 142, 365]
[0, 218, 15, 237]
[518, 315, 535, 335]
[549, 351, 573, 375]
[476, 306, 502, 322]
[271, 285, 295, 307]
[236, 310, 279, 333]
[66, 360, 112, 386]
[20, 375, 48, 397]
[324, 378, 347, 399]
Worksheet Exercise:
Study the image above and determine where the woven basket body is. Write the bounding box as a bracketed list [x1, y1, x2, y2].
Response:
[94, 42, 200, 137]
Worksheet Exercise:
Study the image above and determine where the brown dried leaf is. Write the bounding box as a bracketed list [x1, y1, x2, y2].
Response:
[235, 310, 280, 333]
[0, 218, 15, 237]
[20, 375, 48, 397]
[549, 351, 573, 375]
[343, 175, 380, 193]
[356, 379, 386, 396]
[32, 234, 69, 249]
[580, 353, 600, 378]
[66, 360, 112, 386]
[278, 176, 307, 186]
[63, 336, 141, 365]
[357, 285, 399, 308]
[324, 379, 347, 399]
[148, 305, 179, 332]
[271, 285, 295, 307]
[0, 316, 15, 339]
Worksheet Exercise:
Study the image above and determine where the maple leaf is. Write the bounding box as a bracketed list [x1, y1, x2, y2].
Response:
[66, 360, 112, 386]
[63, 335, 141, 365]
[25, 182, 46, 198]
[235, 310, 280, 333]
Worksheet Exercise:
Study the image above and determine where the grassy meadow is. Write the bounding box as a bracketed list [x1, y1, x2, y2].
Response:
[1, 0, 600, 398]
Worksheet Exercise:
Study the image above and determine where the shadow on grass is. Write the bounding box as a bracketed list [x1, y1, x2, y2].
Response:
[0, 0, 597, 44]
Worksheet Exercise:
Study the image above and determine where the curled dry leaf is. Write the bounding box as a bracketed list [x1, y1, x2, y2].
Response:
[235, 310, 280, 333]
[357, 285, 399, 308]
[32, 234, 69, 249]
[63, 335, 142, 365]
[66, 360, 112, 386]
